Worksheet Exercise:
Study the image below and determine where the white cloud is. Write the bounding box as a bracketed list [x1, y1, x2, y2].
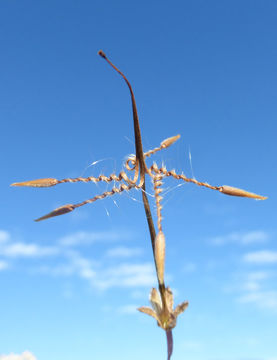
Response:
[0, 229, 155, 292]
[0, 229, 58, 258]
[243, 250, 277, 264]
[231, 270, 277, 312]
[241, 271, 270, 292]
[39, 251, 97, 280]
[0, 260, 9, 271]
[238, 290, 277, 311]
[0, 242, 58, 258]
[105, 246, 142, 258]
[92, 262, 156, 290]
[210, 230, 269, 246]
[0, 230, 10, 244]
[59, 230, 130, 246]
[0, 351, 37, 360]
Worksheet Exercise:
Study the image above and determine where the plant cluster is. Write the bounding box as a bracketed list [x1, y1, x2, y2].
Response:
[12, 51, 267, 359]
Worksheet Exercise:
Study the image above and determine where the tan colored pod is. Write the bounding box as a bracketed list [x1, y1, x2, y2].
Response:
[155, 231, 166, 285]
[11, 178, 58, 188]
[219, 185, 267, 200]
[161, 135, 180, 149]
[35, 204, 75, 222]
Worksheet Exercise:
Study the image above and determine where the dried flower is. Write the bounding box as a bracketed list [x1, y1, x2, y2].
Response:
[138, 287, 188, 331]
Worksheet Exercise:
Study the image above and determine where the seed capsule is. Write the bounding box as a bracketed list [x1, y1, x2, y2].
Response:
[219, 185, 267, 200]
[155, 231, 166, 285]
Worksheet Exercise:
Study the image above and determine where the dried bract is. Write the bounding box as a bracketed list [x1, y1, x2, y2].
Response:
[138, 287, 188, 331]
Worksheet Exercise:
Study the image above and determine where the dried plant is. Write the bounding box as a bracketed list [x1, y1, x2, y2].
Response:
[11, 51, 267, 359]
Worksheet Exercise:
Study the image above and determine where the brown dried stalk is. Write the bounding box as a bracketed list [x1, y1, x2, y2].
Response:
[11, 51, 267, 360]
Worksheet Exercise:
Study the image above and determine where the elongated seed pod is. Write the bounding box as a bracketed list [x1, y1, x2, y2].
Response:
[35, 204, 75, 222]
[219, 185, 267, 200]
[155, 231, 166, 285]
[11, 178, 58, 188]
[160, 134, 180, 149]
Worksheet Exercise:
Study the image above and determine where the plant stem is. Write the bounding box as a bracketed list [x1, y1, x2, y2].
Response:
[98, 51, 167, 305]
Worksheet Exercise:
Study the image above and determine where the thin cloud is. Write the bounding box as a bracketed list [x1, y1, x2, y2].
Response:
[0, 260, 9, 271]
[105, 246, 142, 258]
[243, 250, 277, 264]
[0, 229, 155, 291]
[230, 270, 277, 312]
[92, 262, 156, 290]
[0, 242, 58, 258]
[209, 230, 269, 246]
[0, 229, 59, 259]
[0, 230, 10, 244]
[241, 271, 270, 292]
[238, 290, 277, 311]
[39, 251, 97, 280]
[0, 351, 37, 360]
[59, 230, 131, 246]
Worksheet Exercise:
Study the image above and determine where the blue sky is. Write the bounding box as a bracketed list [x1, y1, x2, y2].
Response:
[1, 1, 277, 359]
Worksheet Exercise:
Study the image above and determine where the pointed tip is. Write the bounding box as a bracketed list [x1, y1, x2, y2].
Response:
[161, 135, 181, 149]
[98, 50, 106, 58]
[10, 178, 58, 188]
[220, 185, 267, 200]
[34, 204, 75, 222]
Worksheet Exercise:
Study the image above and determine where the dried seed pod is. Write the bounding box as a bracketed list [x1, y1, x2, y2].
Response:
[219, 185, 267, 200]
[11, 178, 58, 188]
[161, 135, 180, 149]
[155, 231, 166, 285]
[35, 204, 75, 222]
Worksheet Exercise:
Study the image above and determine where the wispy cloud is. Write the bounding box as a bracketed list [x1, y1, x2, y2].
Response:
[59, 230, 131, 246]
[209, 230, 269, 246]
[92, 262, 156, 290]
[0, 230, 10, 244]
[105, 246, 142, 258]
[0, 243, 58, 258]
[240, 271, 270, 292]
[0, 229, 156, 291]
[0, 229, 59, 258]
[0, 260, 9, 271]
[230, 270, 277, 312]
[243, 250, 277, 264]
[238, 290, 277, 311]
[0, 351, 37, 360]
[39, 250, 97, 279]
